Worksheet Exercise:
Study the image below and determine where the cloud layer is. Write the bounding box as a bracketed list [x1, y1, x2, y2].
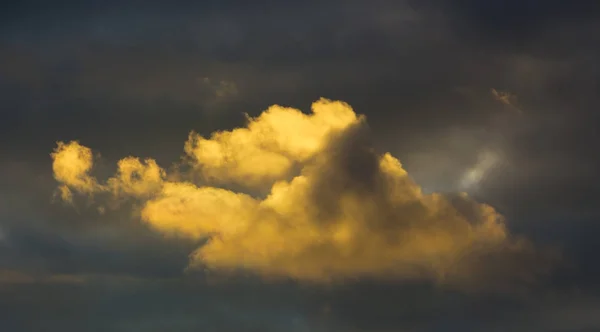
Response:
[51, 98, 554, 288]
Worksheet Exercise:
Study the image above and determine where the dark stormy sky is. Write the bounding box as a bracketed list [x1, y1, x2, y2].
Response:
[1, 1, 600, 331]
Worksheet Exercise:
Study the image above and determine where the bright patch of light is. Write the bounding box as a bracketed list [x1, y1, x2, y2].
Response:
[459, 149, 499, 190]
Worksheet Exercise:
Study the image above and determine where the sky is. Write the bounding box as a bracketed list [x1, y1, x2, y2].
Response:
[1, 1, 600, 331]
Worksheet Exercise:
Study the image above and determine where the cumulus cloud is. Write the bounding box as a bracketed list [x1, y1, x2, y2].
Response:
[107, 157, 165, 198]
[50, 141, 104, 202]
[184, 98, 359, 188]
[51, 98, 555, 288]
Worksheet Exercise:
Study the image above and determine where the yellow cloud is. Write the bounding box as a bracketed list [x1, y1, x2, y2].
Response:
[141, 182, 257, 239]
[184, 98, 359, 188]
[50, 141, 104, 201]
[107, 157, 165, 198]
[51, 99, 554, 288]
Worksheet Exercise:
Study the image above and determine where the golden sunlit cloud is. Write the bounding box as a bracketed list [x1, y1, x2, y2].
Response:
[50, 141, 105, 202]
[51, 98, 555, 288]
[107, 157, 165, 198]
[184, 98, 358, 188]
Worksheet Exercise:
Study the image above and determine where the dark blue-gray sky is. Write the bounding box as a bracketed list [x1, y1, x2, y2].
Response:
[1, 1, 600, 331]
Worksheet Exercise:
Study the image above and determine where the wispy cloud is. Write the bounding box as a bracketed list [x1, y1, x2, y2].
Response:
[491, 88, 522, 114]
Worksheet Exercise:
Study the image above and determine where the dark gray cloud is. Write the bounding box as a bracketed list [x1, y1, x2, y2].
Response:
[1, 0, 600, 331]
